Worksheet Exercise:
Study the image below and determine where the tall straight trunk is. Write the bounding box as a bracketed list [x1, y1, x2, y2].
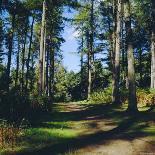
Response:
[39, 0, 46, 94]
[6, 13, 15, 91]
[26, 16, 35, 90]
[139, 48, 143, 86]
[46, 39, 50, 95]
[111, 0, 117, 96]
[43, 25, 46, 91]
[30, 53, 34, 91]
[151, 0, 155, 89]
[121, 15, 126, 83]
[90, 0, 95, 89]
[49, 46, 54, 101]
[21, 25, 28, 92]
[15, 38, 20, 87]
[86, 31, 92, 99]
[80, 35, 84, 99]
[124, 0, 138, 112]
[112, 0, 122, 104]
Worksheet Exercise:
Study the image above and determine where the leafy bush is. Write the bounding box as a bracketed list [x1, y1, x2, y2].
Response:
[89, 87, 112, 104]
[87, 88, 155, 106]
[0, 87, 30, 120]
[0, 119, 24, 150]
[30, 93, 50, 111]
[136, 89, 155, 106]
[120, 88, 155, 106]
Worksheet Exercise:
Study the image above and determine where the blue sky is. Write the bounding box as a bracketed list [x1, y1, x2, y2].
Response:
[61, 10, 81, 73]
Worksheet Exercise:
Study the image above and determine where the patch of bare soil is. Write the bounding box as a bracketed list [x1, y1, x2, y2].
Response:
[63, 104, 155, 155]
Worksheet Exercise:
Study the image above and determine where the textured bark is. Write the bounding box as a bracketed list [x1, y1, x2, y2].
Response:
[124, 0, 138, 112]
[87, 0, 95, 99]
[87, 31, 92, 99]
[15, 38, 20, 87]
[26, 16, 35, 90]
[21, 25, 28, 92]
[49, 47, 54, 101]
[139, 48, 143, 86]
[6, 13, 15, 91]
[80, 35, 84, 99]
[111, 0, 117, 101]
[112, 0, 122, 104]
[39, 0, 46, 94]
[151, 0, 155, 88]
[45, 39, 50, 96]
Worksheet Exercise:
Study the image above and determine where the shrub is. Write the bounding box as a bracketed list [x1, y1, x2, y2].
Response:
[89, 87, 112, 104]
[136, 89, 155, 106]
[0, 119, 24, 150]
[120, 88, 155, 106]
[30, 93, 50, 111]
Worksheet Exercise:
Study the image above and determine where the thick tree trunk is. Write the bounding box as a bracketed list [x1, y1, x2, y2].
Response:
[112, 0, 122, 104]
[90, 0, 95, 89]
[111, 0, 117, 99]
[6, 13, 15, 91]
[26, 16, 35, 90]
[49, 47, 54, 102]
[80, 35, 84, 99]
[124, 0, 138, 112]
[46, 38, 50, 96]
[151, 0, 155, 88]
[39, 0, 46, 94]
[21, 25, 28, 92]
[86, 31, 92, 99]
[15, 39, 20, 87]
[139, 48, 143, 86]
[151, 32, 155, 88]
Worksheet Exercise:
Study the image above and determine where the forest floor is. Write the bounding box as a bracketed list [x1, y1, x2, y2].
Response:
[2, 102, 155, 155]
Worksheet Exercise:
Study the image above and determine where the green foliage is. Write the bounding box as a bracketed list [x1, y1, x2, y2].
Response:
[120, 88, 155, 107]
[137, 89, 155, 106]
[30, 93, 50, 111]
[0, 119, 24, 150]
[88, 87, 112, 104]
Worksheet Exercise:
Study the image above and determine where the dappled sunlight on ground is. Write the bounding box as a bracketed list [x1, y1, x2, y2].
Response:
[1, 102, 155, 155]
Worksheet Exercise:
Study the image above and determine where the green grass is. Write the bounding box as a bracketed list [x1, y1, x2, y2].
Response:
[1, 102, 155, 154]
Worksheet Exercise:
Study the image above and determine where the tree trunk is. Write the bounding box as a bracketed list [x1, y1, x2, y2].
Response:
[111, 0, 117, 100]
[21, 25, 28, 92]
[6, 13, 15, 91]
[15, 37, 20, 87]
[112, 0, 122, 104]
[90, 0, 95, 90]
[49, 46, 54, 102]
[124, 0, 138, 112]
[139, 48, 143, 86]
[39, 0, 46, 94]
[80, 35, 84, 99]
[26, 16, 35, 90]
[46, 38, 50, 96]
[86, 31, 92, 99]
[151, 0, 155, 89]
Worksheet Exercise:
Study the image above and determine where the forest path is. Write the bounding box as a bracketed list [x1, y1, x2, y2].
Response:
[17, 103, 155, 155]
[56, 103, 155, 155]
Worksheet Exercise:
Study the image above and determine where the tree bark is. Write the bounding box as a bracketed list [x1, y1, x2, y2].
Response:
[26, 16, 35, 90]
[80, 35, 84, 99]
[21, 24, 28, 92]
[124, 0, 138, 112]
[6, 13, 15, 91]
[87, 31, 92, 99]
[15, 37, 20, 87]
[39, 0, 46, 94]
[151, 0, 155, 89]
[46, 38, 50, 96]
[49, 46, 54, 102]
[112, 0, 122, 104]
